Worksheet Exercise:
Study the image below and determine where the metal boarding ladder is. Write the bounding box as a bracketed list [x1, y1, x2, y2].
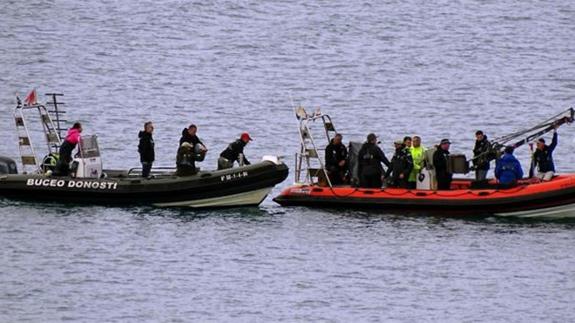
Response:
[45, 93, 67, 140]
[294, 107, 338, 187]
[14, 98, 62, 174]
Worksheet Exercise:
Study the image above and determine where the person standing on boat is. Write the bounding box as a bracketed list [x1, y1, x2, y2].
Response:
[55, 122, 82, 176]
[433, 139, 453, 190]
[218, 132, 252, 170]
[138, 121, 155, 178]
[358, 133, 391, 188]
[324, 133, 348, 185]
[408, 135, 426, 189]
[385, 139, 414, 188]
[532, 126, 558, 181]
[472, 130, 493, 181]
[495, 146, 523, 188]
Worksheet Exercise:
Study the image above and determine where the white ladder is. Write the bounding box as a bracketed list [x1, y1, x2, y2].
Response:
[295, 107, 338, 187]
[14, 99, 62, 174]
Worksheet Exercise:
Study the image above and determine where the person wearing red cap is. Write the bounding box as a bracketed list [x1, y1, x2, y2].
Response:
[218, 132, 252, 170]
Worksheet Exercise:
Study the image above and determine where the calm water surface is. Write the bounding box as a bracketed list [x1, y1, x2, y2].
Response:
[1, 0, 575, 321]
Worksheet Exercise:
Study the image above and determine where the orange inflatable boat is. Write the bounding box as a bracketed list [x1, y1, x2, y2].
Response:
[274, 107, 575, 218]
[274, 175, 575, 217]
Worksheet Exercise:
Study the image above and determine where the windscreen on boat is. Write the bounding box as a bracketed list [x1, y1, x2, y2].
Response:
[79, 136, 101, 158]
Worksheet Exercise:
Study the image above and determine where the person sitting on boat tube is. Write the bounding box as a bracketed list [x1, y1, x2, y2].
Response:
[531, 126, 558, 181]
[432, 139, 453, 190]
[495, 146, 523, 188]
[55, 122, 82, 176]
[357, 133, 391, 188]
[218, 132, 252, 170]
[324, 133, 348, 185]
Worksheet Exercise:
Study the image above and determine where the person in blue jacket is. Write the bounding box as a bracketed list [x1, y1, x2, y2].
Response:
[495, 146, 523, 188]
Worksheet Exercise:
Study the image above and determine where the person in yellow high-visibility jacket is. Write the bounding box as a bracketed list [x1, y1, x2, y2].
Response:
[408, 135, 426, 189]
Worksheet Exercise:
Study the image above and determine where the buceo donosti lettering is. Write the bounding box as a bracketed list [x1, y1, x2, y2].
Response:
[26, 179, 118, 190]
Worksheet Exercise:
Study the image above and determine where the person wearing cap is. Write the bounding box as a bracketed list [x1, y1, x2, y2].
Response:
[495, 146, 523, 188]
[325, 133, 348, 185]
[385, 139, 414, 188]
[433, 139, 453, 190]
[472, 130, 494, 181]
[408, 135, 426, 189]
[531, 126, 558, 181]
[357, 133, 391, 188]
[218, 132, 252, 170]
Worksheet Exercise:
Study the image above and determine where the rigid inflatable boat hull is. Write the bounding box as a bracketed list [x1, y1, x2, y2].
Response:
[0, 161, 288, 208]
[273, 174, 575, 218]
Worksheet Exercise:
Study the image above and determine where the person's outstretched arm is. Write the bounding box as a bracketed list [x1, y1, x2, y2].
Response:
[548, 132, 558, 152]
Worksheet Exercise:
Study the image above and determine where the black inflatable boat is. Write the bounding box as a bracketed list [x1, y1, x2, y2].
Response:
[0, 93, 288, 208]
[0, 159, 288, 208]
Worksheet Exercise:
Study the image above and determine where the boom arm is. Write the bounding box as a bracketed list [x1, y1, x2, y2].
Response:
[472, 108, 574, 163]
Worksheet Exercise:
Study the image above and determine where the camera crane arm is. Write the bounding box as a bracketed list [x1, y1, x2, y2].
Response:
[470, 108, 574, 165]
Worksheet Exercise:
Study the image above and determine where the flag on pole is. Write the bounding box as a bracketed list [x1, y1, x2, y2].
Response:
[24, 89, 37, 106]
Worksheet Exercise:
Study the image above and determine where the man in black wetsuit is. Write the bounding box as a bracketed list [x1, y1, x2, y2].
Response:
[385, 139, 414, 188]
[325, 133, 348, 185]
[218, 132, 252, 170]
[358, 133, 391, 188]
[433, 138, 453, 190]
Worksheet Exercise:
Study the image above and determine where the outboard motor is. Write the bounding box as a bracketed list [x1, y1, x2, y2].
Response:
[0, 157, 18, 175]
